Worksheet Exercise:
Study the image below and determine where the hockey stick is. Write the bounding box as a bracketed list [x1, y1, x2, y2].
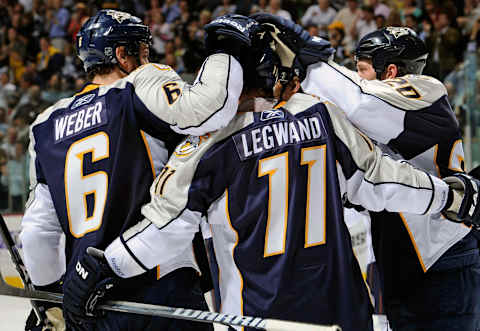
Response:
[0, 213, 53, 329]
[0, 268, 340, 331]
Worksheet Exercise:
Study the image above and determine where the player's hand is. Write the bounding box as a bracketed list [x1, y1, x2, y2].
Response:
[25, 279, 65, 331]
[204, 14, 263, 67]
[442, 173, 480, 228]
[63, 247, 117, 330]
[250, 13, 334, 82]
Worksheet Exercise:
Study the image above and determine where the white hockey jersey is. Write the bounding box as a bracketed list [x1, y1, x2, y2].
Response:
[301, 60, 471, 301]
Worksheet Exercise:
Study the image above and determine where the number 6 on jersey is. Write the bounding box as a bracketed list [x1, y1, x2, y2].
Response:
[65, 132, 109, 238]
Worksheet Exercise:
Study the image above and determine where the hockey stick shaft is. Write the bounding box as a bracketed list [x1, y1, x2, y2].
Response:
[0, 268, 340, 331]
[0, 213, 51, 327]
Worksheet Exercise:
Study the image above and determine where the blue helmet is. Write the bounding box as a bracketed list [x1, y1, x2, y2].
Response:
[76, 9, 152, 72]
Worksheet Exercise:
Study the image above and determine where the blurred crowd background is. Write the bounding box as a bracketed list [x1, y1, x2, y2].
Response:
[0, 0, 479, 213]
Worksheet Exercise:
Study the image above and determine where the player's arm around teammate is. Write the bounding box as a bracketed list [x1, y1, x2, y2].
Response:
[62, 55, 480, 330]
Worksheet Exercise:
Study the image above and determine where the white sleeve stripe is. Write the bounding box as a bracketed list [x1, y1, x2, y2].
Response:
[423, 173, 436, 215]
[175, 55, 231, 130]
[123, 220, 153, 242]
[119, 235, 149, 272]
[362, 177, 433, 191]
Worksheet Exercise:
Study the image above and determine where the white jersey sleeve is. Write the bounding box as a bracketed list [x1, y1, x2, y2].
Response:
[124, 53, 243, 136]
[20, 183, 65, 286]
[301, 60, 447, 144]
[104, 94, 451, 279]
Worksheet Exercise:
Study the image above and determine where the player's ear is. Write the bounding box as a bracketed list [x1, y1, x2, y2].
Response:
[384, 64, 398, 79]
[115, 46, 128, 65]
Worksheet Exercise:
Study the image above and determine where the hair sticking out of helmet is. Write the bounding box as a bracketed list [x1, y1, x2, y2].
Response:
[354, 27, 428, 78]
[76, 9, 152, 75]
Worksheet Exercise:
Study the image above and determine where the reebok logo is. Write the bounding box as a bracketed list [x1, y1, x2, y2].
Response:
[76, 262, 89, 280]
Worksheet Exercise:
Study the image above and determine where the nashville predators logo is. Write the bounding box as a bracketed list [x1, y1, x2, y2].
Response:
[105, 10, 132, 23]
[174, 134, 210, 157]
[386, 27, 412, 39]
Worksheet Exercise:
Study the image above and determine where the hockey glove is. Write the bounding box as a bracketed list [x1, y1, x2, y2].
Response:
[25, 279, 65, 331]
[204, 14, 263, 68]
[250, 13, 334, 82]
[442, 173, 480, 228]
[63, 247, 117, 331]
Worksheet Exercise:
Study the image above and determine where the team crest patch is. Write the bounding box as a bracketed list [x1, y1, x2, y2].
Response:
[260, 109, 285, 121]
[72, 93, 96, 109]
[174, 134, 210, 157]
[105, 10, 132, 23]
[386, 27, 411, 39]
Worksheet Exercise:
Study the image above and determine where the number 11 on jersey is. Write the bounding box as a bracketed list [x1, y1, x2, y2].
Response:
[258, 145, 327, 258]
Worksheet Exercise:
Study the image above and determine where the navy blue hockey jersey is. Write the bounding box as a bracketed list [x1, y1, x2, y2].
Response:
[107, 93, 450, 331]
[23, 55, 243, 285]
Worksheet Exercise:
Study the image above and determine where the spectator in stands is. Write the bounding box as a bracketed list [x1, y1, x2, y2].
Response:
[0, 148, 8, 211]
[328, 20, 352, 66]
[67, 2, 89, 43]
[350, 5, 376, 44]
[150, 9, 173, 57]
[6, 27, 27, 61]
[400, 0, 422, 23]
[31, 0, 46, 39]
[3, 141, 26, 212]
[423, 0, 438, 24]
[48, 0, 70, 51]
[268, 0, 292, 21]
[334, 0, 360, 35]
[9, 50, 25, 84]
[251, 0, 269, 14]
[301, 0, 337, 32]
[0, 72, 17, 109]
[405, 14, 420, 32]
[212, 0, 237, 18]
[11, 108, 32, 146]
[0, 107, 7, 138]
[386, 8, 402, 26]
[177, 0, 191, 26]
[162, 0, 181, 23]
[1, 127, 16, 160]
[36, 35, 64, 82]
[236, 0, 256, 16]
[424, 8, 463, 80]
[61, 43, 78, 79]
[375, 14, 386, 28]
[40, 73, 68, 104]
[369, 0, 390, 20]
[334, 0, 360, 51]
[457, 0, 480, 37]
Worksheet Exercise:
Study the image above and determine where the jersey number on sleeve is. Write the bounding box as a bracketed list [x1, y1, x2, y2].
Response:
[65, 132, 109, 238]
[258, 145, 326, 257]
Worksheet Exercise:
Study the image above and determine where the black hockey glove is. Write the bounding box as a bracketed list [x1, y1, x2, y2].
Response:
[250, 13, 334, 82]
[25, 279, 65, 331]
[204, 14, 263, 68]
[63, 247, 117, 331]
[442, 173, 480, 228]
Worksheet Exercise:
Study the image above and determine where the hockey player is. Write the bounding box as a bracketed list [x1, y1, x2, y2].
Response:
[253, 15, 480, 331]
[19, 10, 260, 331]
[61, 25, 480, 331]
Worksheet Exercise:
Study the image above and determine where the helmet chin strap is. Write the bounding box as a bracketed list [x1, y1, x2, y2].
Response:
[117, 63, 131, 76]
